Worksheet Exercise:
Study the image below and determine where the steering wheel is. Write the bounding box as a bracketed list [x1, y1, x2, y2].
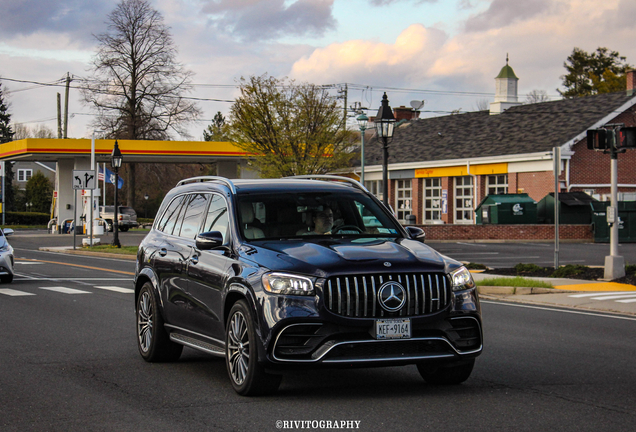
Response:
[333, 225, 363, 234]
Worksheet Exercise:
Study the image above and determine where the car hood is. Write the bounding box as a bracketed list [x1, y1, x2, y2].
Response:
[242, 237, 451, 277]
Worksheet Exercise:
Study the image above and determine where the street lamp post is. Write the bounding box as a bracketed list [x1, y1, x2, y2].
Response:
[144, 193, 149, 218]
[356, 113, 369, 186]
[111, 140, 123, 248]
[374, 93, 396, 207]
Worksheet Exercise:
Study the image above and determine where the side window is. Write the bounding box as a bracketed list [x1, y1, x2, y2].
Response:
[157, 195, 187, 235]
[202, 195, 229, 243]
[178, 194, 209, 239]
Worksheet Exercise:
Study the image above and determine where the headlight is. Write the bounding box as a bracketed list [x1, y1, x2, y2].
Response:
[262, 272, 315, 296]
[449, 266, 475, 292]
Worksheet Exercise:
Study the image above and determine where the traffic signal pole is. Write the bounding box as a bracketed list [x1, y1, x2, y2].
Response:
[605, 145, 625, 279]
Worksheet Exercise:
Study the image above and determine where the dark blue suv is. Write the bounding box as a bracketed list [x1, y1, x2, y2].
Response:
[134, 176, 482, 395]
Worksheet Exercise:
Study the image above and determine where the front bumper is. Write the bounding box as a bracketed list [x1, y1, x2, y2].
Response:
[257, 288, 482, 366]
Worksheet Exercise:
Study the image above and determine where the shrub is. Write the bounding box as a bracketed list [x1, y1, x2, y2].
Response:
[514, 263, 544, 273]
[5, 211, 51, 225]
[551, 264, 588, 278]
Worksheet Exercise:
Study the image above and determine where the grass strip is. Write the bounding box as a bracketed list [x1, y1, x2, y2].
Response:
[476, 276, 553, 288]
[82, 245, 138, 255]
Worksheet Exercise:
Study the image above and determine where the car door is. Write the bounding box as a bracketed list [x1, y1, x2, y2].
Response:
[149, 194, 195, 328]
[186, 193, 234, 340]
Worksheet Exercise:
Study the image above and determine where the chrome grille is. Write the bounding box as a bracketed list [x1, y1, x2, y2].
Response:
[323, 273, 451, 318]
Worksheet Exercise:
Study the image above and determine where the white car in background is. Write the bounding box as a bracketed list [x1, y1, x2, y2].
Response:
[0, 228, 14, 283]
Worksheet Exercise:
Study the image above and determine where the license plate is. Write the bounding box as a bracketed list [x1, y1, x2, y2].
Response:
[375, 318, 411, 340]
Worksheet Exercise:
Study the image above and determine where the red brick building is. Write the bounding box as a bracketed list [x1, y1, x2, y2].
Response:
[357, 63, 636, 225]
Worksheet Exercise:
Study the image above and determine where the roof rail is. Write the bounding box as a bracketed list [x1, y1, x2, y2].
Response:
[176, 176, 236, 194]
[286, 175, 368, 192]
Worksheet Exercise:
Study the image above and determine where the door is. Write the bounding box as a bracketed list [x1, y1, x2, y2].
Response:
[186, 194, 234, 340]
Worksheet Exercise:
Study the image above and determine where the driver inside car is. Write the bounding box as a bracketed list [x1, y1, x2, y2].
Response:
[305, 207, 334, 235]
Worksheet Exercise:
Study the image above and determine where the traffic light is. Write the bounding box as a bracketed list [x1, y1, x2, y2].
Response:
[587, 129, 607, 150]
[617, 127, 636, 149]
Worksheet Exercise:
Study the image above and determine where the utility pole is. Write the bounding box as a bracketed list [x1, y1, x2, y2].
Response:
[63, 73, 71, 139]
[553, 147, 560, 269]
[57, 93, 62, 139]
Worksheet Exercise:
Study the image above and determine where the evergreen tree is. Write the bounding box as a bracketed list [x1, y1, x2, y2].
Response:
[25, 172, 53, 214]
[559, 47, 631, 98]
[0, 82, 16, 211]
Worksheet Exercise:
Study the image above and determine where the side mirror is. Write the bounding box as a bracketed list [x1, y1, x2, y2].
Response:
[195, 231, 224, 250]
[2, 228, 14, 237]
[405, 226, 425, 243]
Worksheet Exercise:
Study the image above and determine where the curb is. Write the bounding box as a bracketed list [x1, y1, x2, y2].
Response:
[477, 286, 572, 295]
[38, 247, 137, 260]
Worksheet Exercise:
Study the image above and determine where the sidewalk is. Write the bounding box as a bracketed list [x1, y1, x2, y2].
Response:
[473, 272, 636, 316]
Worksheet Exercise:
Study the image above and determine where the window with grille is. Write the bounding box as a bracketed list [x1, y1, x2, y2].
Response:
[455, 177, 473, 223]
[395, 179, 412, 223]
[18, 169, 33, 182]
[424, 178, 442, 222]
[487, 174, 508, 195]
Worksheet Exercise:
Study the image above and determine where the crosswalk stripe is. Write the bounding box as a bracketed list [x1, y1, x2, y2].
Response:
[93, 286, 134, 294]
[39, 287, 92, 294]
[0, 289, 36, 296]
[569, 292, 630, 298]
[589, 294, 636, 301]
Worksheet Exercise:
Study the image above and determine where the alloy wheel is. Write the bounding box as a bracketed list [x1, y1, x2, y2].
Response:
[227, 311, 250, 385]
[137, 290, 153, 353]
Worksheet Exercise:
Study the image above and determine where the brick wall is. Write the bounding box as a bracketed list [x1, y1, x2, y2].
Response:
[419, 223, 592, 241]
[516, 171, 555, 201]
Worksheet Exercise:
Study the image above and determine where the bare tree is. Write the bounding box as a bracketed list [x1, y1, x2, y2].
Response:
[81, 0, 200, 207]
[13, 124, 55, 140]
[473, 98, 490, 111]
[525, 89, 550, 104]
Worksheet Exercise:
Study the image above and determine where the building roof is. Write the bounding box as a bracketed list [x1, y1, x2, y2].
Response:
[496, 64, 518, 79]
[364, 91, 636, 166]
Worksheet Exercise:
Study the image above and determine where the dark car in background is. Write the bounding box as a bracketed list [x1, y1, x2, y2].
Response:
[134, 176, 482, 396]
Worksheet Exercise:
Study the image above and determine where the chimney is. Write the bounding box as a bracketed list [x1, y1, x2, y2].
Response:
[627, 69, 636, 97]
[392, 106, 420, 121]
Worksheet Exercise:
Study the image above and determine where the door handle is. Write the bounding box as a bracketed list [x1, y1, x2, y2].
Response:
[159, 248, 167, 257]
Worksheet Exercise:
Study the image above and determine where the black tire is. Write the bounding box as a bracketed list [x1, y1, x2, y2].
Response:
[120, 226, 129, 232]
[136, 282, 183, 362]
[226, 300, 282, 396]
[1, 274, 13, 283]
[106, 220, 113, 232]
[417, 359, 475, 385]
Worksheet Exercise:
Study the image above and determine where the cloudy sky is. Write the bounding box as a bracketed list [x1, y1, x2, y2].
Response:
[1, 0, 635, 140]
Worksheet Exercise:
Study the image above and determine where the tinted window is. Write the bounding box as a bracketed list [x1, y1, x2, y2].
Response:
[178, 194, 209, 239]
[202, 194, 229, 243]
[236, 191, 400, 239]
[157, 195, 186, 235]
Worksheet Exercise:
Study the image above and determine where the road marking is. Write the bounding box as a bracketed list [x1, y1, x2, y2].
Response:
[589, 294, 636, 301]
[569, 292, 632, 298]
[481, 300, 636, 321]
[39, 286, 92, 294]
[14, 262, 43, 265]
[14, 278, 132, 281]
[0, 289, 35, 296]
[18, 258, 135, 276]
[617, 299, 636, 303]
[93, 286, 134, 293]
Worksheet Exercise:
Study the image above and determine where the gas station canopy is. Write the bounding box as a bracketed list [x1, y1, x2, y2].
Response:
[0, 138, 251, 163]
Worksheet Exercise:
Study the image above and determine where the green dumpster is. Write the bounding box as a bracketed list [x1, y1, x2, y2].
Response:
[590, 201, 636, 243]
[476, 194, 537, 224]
[537, 192, 597, 224]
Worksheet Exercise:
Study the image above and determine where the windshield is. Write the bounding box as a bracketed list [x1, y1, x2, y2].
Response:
[236, 191, 402, 240]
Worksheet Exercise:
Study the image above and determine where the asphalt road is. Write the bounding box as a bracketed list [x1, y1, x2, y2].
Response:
[428, 240, 636, 268]
[1, 235, 635, 431]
